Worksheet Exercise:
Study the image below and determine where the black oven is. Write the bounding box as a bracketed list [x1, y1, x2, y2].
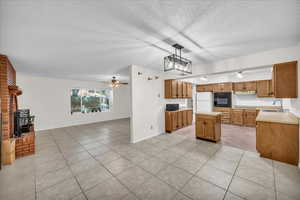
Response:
[214, 92, 232, 107]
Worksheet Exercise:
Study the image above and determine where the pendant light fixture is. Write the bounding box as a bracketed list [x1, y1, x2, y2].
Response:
[164, 44, 192, 74]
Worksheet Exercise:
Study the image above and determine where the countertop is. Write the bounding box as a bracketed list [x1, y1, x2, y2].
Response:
[166, 108, 193, 112]
[196, 112, 222, 116]
[232, 105, 281, 110]
[256, 111, 299, 125]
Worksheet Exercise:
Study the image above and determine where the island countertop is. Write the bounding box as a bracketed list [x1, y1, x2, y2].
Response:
[196, 112, 222, 116]
[256, 111, 299, 125]
[232, 105, 281, 110]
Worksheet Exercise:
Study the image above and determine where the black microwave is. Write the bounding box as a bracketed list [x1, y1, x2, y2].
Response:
[214, 92, 232, 107]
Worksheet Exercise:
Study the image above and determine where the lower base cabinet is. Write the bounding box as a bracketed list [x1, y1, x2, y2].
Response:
[196, 114, 221, 142]
[165, 109, 193, 132]
[256, 121, 299, 165]
[213, 107, 231, 124]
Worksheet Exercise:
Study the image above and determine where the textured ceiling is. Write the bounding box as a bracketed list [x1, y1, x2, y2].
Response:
[1, 0, 300, 81]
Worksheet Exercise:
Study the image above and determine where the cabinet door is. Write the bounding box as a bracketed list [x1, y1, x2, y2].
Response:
[182, 82, 187, 98]
[171, 80, 178, 98]
[244, 110, 257, 126]
[233, 82, 245, 92]
[196, 119, 205, 138]
[165, 112, 172, 132]
[245, 81, 257, 91]
[196, 85, 206, 92]
[268, 80, 273, 97]
[273, 61, 298, 98]
[187, 110, 193, 125]
[182, 110, 187, 127]
[257, 80, 273, 97]
[272, 123, 299, 165]
[204, 120, 215, 140]
[177, 111, 183, 129]
[256, 122, 274, 158]
[164, 80, 172, 98]
[172, 112, 178, 130]
[214, 83, 232, 92]
[187, 83, 193, 98]
[177, 81, 183, 98]
[231, 110, 244, 125]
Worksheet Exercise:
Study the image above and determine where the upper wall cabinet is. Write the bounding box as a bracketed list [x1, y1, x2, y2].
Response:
[196, 84, 213, 92]
[213, 82, 232, 92]
[273, 61, 298, 98]
[233, 81, 256, 92]
[257, 80, 273, 97]
[165, 80, 192, 99]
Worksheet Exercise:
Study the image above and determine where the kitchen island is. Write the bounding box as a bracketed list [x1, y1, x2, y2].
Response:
[256, 110, 299, 165]
[195, 112, 222, 142]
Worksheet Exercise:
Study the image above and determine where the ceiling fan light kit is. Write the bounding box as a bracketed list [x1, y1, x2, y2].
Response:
[164, 43, 192, 75]
[110, 76, 128, 88]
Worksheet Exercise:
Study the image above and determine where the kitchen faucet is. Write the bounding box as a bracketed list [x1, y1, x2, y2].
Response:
[272, 99, 284, 112]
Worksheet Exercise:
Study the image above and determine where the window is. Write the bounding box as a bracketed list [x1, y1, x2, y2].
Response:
[71, 88, 113, 114]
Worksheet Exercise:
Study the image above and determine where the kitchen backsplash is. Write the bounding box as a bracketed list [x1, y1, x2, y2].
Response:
[232, 94, 290, 108]
[165, 98, 189, 109]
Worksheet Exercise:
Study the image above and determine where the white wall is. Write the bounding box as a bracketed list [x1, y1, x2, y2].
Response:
[211, 45, 300, 73]
[129, 65, 190, 143]
[232, 94, 282, 107]
[130, 65, 165, 143]
[17, 73, 130, 131]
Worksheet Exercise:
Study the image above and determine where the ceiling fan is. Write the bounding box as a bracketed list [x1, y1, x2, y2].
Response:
[109, 76, 128, 88]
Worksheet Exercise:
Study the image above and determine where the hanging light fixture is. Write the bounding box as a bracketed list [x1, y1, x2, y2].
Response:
[200, 76, 208, 81]
[236, 71, 243, 79]
[164, 44, 192, 74]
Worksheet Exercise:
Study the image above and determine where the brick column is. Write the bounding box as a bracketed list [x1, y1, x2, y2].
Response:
[0, 55, 10, 140]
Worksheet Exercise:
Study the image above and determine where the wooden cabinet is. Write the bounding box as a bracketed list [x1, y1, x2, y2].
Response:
[165, 80, 177, 98]
[182, 82, 187, 98]
[243, 109, 257, 127]
[182, 110, 187, 126]
[177, 81, 183, 98]
[196, 84, 213, 92]
[213, 107, 231, 124]
[256, 121, 299, 165]
[187, 82, 193, 98]
[165, 111, 178, 132]
[165, 109, 193, 132]
[196, 114, 221, 142]
[231, 109, 244, 125]
[257, 80, 273, 97]
[177, 110, 183, 129]
[233, 81, 256, 92]
[187, 109, 193, 125]
[272, 61, 298, 98]
[165, 80, 192, 99]
[213, 82, 232, 92]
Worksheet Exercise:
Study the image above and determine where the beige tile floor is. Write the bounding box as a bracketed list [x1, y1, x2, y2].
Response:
[0, 118, 300, 200]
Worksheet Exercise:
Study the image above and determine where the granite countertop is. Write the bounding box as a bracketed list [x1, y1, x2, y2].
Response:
[232, 105, 281, 110]
[256, 111, 299, 125]
[196, 112, 222, 116]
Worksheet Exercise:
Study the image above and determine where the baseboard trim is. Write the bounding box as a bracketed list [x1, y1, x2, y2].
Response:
[130, 132, 163, 143]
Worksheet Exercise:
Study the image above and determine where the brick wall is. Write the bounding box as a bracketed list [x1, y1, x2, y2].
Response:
[0, 54, 16, 140]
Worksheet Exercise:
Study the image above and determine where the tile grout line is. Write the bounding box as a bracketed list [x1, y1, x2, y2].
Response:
[222, 150, 245, 200]
[50, 129, 89, 200]
[66, 127, 144, 200]
[162, 145, 222, 200]
[272, 160, 277, 200]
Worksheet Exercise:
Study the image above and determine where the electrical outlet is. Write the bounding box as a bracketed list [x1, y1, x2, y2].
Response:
[150, 125, 153, 130]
